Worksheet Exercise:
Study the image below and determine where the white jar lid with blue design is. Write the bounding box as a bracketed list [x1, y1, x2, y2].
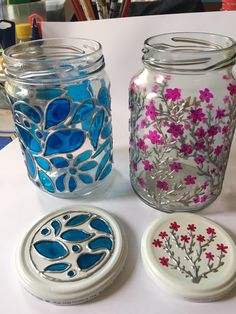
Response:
[141, 213, 236, 302]
[16, 205, 127, 305]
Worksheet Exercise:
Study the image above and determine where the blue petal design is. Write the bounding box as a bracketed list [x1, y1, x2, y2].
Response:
[45, 98, 71, 129]
[69, 176, 77, 192]
[79, 173, 93, 184]
[44, 263, 71, 272]
[51, 220, 61, 236]
[79, 161, 97, 171]
[56, 174, 66, 192]
[38, 170, 55, 193]
[34, 240, 68, 259]
[61, 229, 92, 242]
[65, 214, 90, 227]
[90, 108, 105, 149]
[99, 163, 112, 181]
[89, 237, 113, 250]
[65, 81, 93, 102]
[41, 228, 50, 236]
[71, 99, 95, 124]
[90, 218, 112, 234]
[82, 118, 92, 131]
[50, 157, 69, 169]
[98, 86, 110, 110]
[35, 157, 51, 171]
[101, 123, 112, 139]
[24, 148, 36, 179]
[92, 138, 112, 158]
[14, 103, 41, 123]
[37, 88, 63, 100]
[77, 253, 105, 270]
[44, 129, 85, 156]
[16, 125, 41, 153]
[95, 151, 110, 180]
[74, 150, 92, 167]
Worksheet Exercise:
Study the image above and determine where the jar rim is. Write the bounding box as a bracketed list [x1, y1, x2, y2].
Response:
[3, 37, 102, 64]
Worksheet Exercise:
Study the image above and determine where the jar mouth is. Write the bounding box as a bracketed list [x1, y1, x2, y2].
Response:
[3, 38, 104, 84]
[143, 32, 236, 72]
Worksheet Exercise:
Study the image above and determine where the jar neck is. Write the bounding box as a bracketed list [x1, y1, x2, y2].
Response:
[3, 38, 105, 85]
[142, 33, 236, 74]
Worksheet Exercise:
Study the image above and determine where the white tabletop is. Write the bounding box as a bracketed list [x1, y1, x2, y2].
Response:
[1, 10, 236, 314]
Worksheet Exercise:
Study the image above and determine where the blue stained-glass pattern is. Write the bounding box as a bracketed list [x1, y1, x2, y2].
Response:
[61, 229, 92, 242]
[44, 129, 85, 156]
[99, 163, 112, 181]
[50, 157, 69, 169]
[90, 108, 105, 149]
[36, 88, 63, 100]
[90, 218, 112, 234]
[67, 270, 76, 277]
[68, 176, 77, 192]
[41, 228, 50, 236]
[72, 245, 81, 252]
[38, 170, 55, 193]
[101, 123, 112, 139]
[34, 240, 68, 259]
[89, 237, 113, 250]
[98, 86, 110, 110]
[71, 99, 95, 124]
[24, 148, 36, 179]
[44, 98, 71, 129]
[65, 81, 93, 102]
[56, 174, 66, 192]
[95, 151, 111, 180]
[51, 220, 61, 236]
[77, 253, 105, 270]
[79, 173, 93, 184]
[74, 150, 92, 167]
[16, 125, 41, 153]
[65, 214, 90, 227]
[92, 138, 111, 158]
[35, 157, 51, 171]
[44, 263, 71, 272]
[79, 161, 97, 171]
[14, 103, 41, 124]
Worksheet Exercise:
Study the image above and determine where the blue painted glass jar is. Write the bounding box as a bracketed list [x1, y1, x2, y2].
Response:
[3, 38, 113, 198]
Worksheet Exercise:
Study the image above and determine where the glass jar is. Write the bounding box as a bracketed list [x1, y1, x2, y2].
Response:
[3, 38, 113, 198]
[129, 32, 236, 212]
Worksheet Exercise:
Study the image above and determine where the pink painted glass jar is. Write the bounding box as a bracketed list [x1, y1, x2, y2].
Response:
[129, 32, 236, 212]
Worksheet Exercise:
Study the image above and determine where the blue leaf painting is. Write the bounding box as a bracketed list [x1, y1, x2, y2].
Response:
[14, 102, 41, 124]
[71, 99, 95, 124]
[77, 253, 105, 270]
[90, 218, 112, 234]
[92, 138, 112, 158]
[34, 240, 68, 259]
[74, 150, 92, 167]
[16, 125, 41, 153]
[101, 123, 112, 139]
[89, 108, 105, 149]
[24, 148, 36, 179]
[89, 237, 113, 250]
[38, 170, 55, 193]
[50, 157, 69, 169]
[65, 81, 93, 102]
[44, 263, 71, 272]
[98, 86, 110, 110]
[95, 151, 110, 180]
[51, 220, 61, 236]
[56, 174, 66, 192]
[78, 173, 93, 184]
[79, 161, 97, 171]
[68, 176, 77, 192]
[35, 157, 51, 171]
[61, 229, 92, 242]
[44, 98, 71, 129]
[99, 163, 112, 181]
[65, 214, 90, 227]
[44, 129, 85, 156]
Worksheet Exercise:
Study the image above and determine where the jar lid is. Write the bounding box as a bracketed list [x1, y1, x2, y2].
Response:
[141, 213, 236, 302]
[16, 205, 127, 305]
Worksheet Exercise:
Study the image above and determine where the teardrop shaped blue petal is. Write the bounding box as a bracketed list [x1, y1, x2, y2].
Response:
[71, 99, 95, 124]
[65, 81, 93, 102]
[90, 218, 112, 234]
[45, 98, 71, 129]
[101, 123, 112, 139]
[50, 157, 69, 169]
[56, 174, 66, 192]
[16, 125, 41, 153]
[89, 237, 113, 250]
[44, 129, 85, 156]
[77, 253, 105, 270]
[90, 109, 105, 149]
[65, 214, 90, 227]
[95, 151, 110, 180]
[99, 163, 112, 181]
[79, 173, 93, 184]
[35, 157, 51, 171]
[79, 161, 97, 171]
[69, 176, 77, 192]
[92, 138, 112, 158]
[38, 170, 55, 193]
[24, 148, 36, 179]
[34, 240, 68, 259]
[14, 103, 41, 123]
[61, 229, 92, 242]
[51, 220, 61, 236]
[44, 262, 71, 272]
[74, 150, 92, 167]
[98, 86, 110, 110]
